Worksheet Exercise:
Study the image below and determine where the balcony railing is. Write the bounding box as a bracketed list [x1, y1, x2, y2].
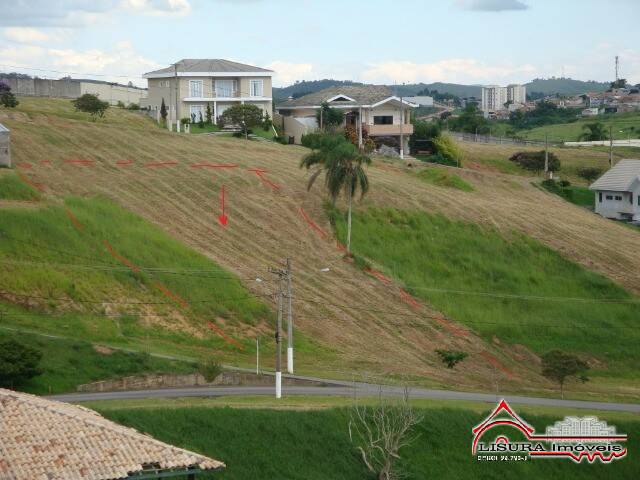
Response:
[367, 123, 414, 136]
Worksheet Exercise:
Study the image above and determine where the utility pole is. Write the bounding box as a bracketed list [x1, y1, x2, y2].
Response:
[544, 133, 549, 178]
[320, 107, 323, 131]
[270, 261, 291, 398]
[399, 92, 404, 160]
[609, 125, 614, 168]
[256, 335, 260, 375]
[615, 55, 619, 84]
[286, 258, 294, 374]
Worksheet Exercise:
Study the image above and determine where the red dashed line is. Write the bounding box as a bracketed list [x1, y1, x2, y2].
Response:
[65, 208, 84, 232]
[144, 161, 179, 168]
[364, 267, 392, 285]
[190, 163, 238, 169]
[480, 351, 514, 378]
[207, 321, 244, 350]
[17, 163, 32, 169]
[152, 281, 189, 309]
[299, 207, 328, 238]
[16, 171, 44, 192]
[103, 240, 140, 273]
[399, 288, 421, 310]
[116, 159, 134, 167]
[39, 160, 52, 166]
[336, 239, 347, 252]
[64, 159, 94, 166]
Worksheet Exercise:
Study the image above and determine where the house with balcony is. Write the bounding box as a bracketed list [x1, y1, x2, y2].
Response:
[275, 85, 416, 154]
[143, 59, 273, 130]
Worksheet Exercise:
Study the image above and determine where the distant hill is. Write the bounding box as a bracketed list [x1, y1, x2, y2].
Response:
[525, 77, 609, 96]
[274, 78, 611, 102]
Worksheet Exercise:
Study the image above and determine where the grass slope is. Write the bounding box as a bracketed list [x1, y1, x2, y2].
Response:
[519, 112, 640, 142]
[0, 329, 195, 394]
[0, 171, 41, 200]
[329, 208, 640, 381]
[99, 403, 639, 479]
[415, 167, 474, 191]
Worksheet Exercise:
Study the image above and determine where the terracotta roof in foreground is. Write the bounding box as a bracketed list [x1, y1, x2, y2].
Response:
[0, 388, 224, 480]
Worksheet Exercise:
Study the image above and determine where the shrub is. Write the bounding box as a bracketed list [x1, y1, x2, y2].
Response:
[127, 103, 140, 111]
[262, 111, 272, 131]
[117, 100, 126, 108]
[0, 340, 43, 387]
[72, 94, 109, 120]
[577, 166, 604, 182]
[509, 151, 560, 173]
[205, 104, 213, 124]
[198, 358, 222, 382]
[0, 81, 19, 108]
[180, 117, 191, 126]
[432, 134, 463, 167]
[435, 349, 468, 369]
[219, 104, 264, 137]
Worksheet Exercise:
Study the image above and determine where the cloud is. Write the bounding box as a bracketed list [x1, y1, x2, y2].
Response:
[4, 27, 52, 43]
[0, 0, 190, 27]
[0, 40, 160, 87]
[121, 0, 191, 16]
[362, 59, 537, 84]
[455, 0, 528, 11]
[266, 61, 314, 86]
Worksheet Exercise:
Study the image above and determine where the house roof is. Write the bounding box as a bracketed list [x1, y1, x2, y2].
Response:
[0, 388, 224, 480]
[589, 159, 640, 192]
[143, 59, 272, 78]
[277, 85, 416, 109]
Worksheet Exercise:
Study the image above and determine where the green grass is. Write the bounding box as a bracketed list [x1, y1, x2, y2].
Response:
[0, 329, 196, 394]
[416, 167, 474, 191]
[0, 196, 271, 355]
[189, 123, 221, 134]
[97, 403, 640, 479]
[517, 112, 640, 143]
[328, 208, 640, 380]
[0, 171, 41, 200]
[539, 181, 594, 208]
[251, 127, 276, 140]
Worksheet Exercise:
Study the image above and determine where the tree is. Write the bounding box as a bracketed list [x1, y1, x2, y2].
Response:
[610, 78, 627, 89]
[448, 103, 489, 134]
[205, 103, 212, 124]
[0, 81, 19, 108]
[577, 166, 604, 182]
[0, 340, 43, 387]
[198, 358, 222, 382]
[160, 98, 167, 123]
[433, 134, 463, 167]
[349, 387, 422, 480]
[316, 101, 344, 130]
[580, 122, 608, 141]
[541, 350, 589, 399]
[435, 349, 468, 369]
[72, 93, 109, 120]
[300, 135, 370, 253]
[509, 151, 560, 174]
[219, 104, 264, 139]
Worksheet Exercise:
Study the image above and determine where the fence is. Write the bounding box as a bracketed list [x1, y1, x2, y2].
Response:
[448, 131, 558, 147]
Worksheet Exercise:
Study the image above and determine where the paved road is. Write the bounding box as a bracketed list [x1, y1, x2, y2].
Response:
[51, 375, 640, 413]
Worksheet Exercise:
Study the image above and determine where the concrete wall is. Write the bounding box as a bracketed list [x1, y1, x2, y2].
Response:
[0, 124, 10, 168]
[0, 77, 146, 106]
[76, 371, 334, 392]
[283, 115, 315, 144]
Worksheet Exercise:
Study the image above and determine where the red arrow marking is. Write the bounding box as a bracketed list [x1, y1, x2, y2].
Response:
[218, 185, 228, 227]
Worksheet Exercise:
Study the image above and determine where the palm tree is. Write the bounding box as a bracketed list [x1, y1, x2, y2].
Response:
[300, 136, 370, 253]
[580, 122, 608, 141]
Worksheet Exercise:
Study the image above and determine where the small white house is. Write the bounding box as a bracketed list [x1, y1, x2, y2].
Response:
[589, 159, 640, 221]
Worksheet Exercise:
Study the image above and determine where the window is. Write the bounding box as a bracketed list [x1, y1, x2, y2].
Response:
[606, 195, 613, 200]
[615, 195, 622, 201]
[374, 115, 394, 125]
[599, 192, 602, 203]
[189, 80, 203, 98]
[158, 80, 169, 88]
[189, 105, 204, 122]
[250, 79, 263, 97]
[638, 195, 640, 206]
[215, 79, 237, 97]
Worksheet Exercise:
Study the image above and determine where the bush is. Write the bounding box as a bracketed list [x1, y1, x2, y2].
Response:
[274, 135, 289, 145]
[542, 179, 573, 201]
[72, 94, 109, 120]
[301, 132, 325, 149]
[198, 358, 222, 382]
[219, 104, 264, 137]
[127, 103, 140, 111]
[577, 166, 604, 182]
[0, 340, 43, 387]
[0, 81, 19, 108]
[180, 117, 191, 126]
[301, 132, 346, 150]
[509, 151, 560, 173]
[432, 134, 463, 167]
[117, 100, 126, 108]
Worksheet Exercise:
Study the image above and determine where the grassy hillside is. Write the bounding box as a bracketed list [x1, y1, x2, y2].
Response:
[525, 78, 609, 96]
[3, 97, 640, 399]
[0, 329, 196, 394]
[0, 171, 41, 200]
[518, 112, 640, 142]
[329, 208, 640, 382]
[97, 401, 639, 479]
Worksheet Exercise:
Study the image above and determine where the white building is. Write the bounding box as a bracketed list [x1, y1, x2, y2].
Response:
[481, 84, 526, 114]
[589, 159, 640, 221]
[403, 96, 434, 107]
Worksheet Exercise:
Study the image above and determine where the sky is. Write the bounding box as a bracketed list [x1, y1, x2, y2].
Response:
[0, 0, 639, 88]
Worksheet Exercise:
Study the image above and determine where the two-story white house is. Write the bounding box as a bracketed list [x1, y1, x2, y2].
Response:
[143, 59, 273, 130]
[589, 159, 640, 221]
[275, 86, 416, 156]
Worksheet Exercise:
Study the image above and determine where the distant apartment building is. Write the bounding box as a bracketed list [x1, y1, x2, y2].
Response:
[481, 84, 526, 114]
[143, 59, 273, 131]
